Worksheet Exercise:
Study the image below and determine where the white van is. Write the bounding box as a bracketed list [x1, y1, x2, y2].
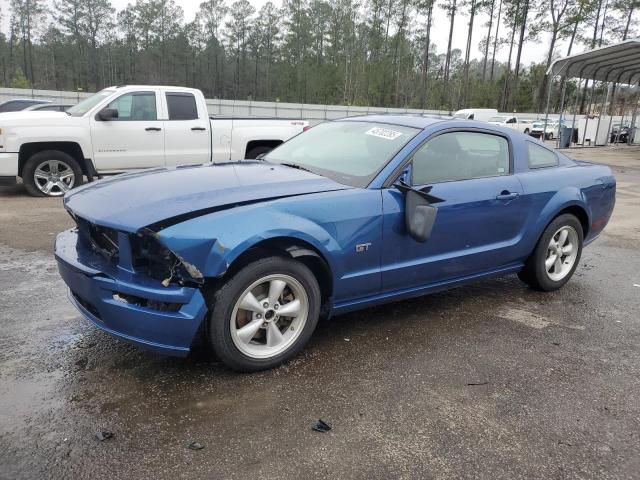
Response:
[453, 108, 498, 122]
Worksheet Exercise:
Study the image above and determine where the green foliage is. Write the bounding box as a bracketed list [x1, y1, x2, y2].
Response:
[10, 66, 29, 88]
[0, 0, 635, 112]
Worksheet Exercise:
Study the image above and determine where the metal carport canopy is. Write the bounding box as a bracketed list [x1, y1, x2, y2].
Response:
[547, 38, 640, 84]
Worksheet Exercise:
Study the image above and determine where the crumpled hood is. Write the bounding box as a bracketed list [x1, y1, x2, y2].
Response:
[64, 162, 351, 232]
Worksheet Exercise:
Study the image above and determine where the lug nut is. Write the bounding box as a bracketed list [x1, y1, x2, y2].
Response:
[263, 302, 269, 308]
[274, 304, 279, 310]
[256, 313, 262, 319]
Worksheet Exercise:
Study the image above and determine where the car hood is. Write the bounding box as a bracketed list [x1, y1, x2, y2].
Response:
[64, 162, 352, 232]
[0, 111, 66, 120]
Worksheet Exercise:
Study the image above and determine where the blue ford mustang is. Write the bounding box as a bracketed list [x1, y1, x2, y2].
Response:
[55, 116, 616, 371]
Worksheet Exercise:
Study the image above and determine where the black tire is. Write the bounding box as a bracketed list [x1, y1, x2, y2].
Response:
[518, 214, 583, 291]
[22, 150, 83, 197]
[524, 128, 530, 134]
[207, 256, 321, 372]
[245, 145, 274, 159]
[546, 132, 554, 141]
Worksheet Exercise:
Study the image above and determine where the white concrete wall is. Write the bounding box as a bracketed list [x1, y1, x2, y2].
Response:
[0, 87, 560, 122]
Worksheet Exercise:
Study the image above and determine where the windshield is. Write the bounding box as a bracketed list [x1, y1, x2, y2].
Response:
[263, 121, 419, 187]
[489, 116, 507, 122]
[66, 90, 115, 116]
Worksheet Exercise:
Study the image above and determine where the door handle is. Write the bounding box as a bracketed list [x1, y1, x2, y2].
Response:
[145, 127, 162, 131]
[496, 191, 519, 200]
[191, 127, 206, 131]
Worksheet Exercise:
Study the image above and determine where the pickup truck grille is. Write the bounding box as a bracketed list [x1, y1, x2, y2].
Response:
[75, 216, 120, 261]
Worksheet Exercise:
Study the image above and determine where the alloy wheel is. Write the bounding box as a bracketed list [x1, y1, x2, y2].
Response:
[33, 160, 75, 196]
[230, 274, 309, 359]
[545, 226, 579, 281]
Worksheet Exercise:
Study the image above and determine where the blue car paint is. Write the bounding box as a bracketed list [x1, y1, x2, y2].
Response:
[55, 116, 616, 356]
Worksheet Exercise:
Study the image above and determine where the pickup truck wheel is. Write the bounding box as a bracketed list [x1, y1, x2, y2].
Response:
[246, 145, 273, 159]
[546, 132, 554, 141]
[207, 256, 321, 372]
[23, 150, 83, 197]
[524, 128, 530, 134]
[518, 214, 583, 291]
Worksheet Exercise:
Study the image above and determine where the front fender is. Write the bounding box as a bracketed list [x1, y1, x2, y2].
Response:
[157, 204, 341, 278]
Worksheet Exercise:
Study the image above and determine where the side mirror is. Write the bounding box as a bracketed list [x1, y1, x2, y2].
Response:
[405, 190, 438, 243]
[97, 108, 118, 121]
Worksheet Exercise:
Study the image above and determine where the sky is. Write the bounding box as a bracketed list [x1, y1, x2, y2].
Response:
[0, 0, 560, 66]
[108, 0, 554, 66]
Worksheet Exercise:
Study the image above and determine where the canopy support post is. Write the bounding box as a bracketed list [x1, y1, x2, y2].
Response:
[570, 78, 583, 147]
[542, 75, 554, 142]
[595, 83, 609, 147]
[557, 75, 567, 147]
[581, 81, 597, 145]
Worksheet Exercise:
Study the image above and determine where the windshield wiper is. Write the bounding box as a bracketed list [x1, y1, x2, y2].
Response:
[279, 162, 314, 174]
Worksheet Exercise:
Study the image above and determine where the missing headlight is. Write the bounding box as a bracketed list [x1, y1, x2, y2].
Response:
[131, 229, 204, 287]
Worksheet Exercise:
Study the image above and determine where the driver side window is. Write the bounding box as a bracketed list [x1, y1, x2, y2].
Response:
[107, 92, 157, 121]
[412, 131, 510, 185]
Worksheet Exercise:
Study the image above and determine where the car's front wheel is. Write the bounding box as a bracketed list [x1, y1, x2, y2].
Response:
[518, 214, 583, 291]
[207, 256, 321, 371]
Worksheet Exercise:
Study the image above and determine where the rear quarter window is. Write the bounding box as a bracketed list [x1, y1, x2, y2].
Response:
[527, 142, 558, 169]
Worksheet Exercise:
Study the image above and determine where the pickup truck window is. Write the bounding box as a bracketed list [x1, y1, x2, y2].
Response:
[264, 121, 418, 187]
[413, 131, 509, 185]
[166, 93, 198, 120]
[107, 92, 157, 121]
[67, 91, 113, 116]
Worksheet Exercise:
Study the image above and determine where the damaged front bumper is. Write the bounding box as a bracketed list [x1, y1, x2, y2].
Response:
[55, 228, 207, 356]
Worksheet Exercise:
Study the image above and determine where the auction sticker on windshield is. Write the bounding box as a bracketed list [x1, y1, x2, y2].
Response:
[365, 127, 404, 140]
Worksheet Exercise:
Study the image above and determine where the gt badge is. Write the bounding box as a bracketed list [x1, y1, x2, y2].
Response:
[355, 243, 372, 253]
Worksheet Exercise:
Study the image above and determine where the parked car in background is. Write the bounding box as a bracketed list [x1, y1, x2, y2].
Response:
[610, 124, 631, 143]
[453, 108, 498, 122]
[530, 120, 566, 140]
[0, 85, 309, 196]
[0, 98, 50, 112]
[488, 115, 533, 134]
[55, 115, 616, 371]
[24, 103, 73, 112]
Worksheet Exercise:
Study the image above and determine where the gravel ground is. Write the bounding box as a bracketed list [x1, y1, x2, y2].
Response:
[1, 147, 639, 480]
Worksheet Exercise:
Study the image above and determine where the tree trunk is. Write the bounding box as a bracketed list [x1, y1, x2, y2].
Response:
[482, 0, 496, 82]
[421, 2, 434, 108]
[490, 0, 503, 81]
[579, 0, 604, 113]
[510, 0, 529, 109]
[500, 0, 519, 111]
[443, 0, 457, 108]
[462, 0, 476, 107]
[622, 4, 634, 39]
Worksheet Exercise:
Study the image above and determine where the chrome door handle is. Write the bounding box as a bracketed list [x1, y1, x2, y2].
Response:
[496, 192, 519, 200]
[191, 127, 206, 131]
[145, 127, 162, 131]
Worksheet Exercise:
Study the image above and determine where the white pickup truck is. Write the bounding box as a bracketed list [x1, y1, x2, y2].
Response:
[487, 115, 533, 134]
[0, 85, 309, 196]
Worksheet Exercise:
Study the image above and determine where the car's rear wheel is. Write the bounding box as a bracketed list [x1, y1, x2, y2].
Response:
[207, 256, 321, 371]
[518, 214, 583, 291]
[546, 132, 554, 140]
[22, 150, 83, 197]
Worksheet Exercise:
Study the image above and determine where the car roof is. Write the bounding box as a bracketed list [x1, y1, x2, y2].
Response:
[340, 114, 452, 129]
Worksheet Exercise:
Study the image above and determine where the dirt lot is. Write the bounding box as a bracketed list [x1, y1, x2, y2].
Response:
[1, 146, 639, 479]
